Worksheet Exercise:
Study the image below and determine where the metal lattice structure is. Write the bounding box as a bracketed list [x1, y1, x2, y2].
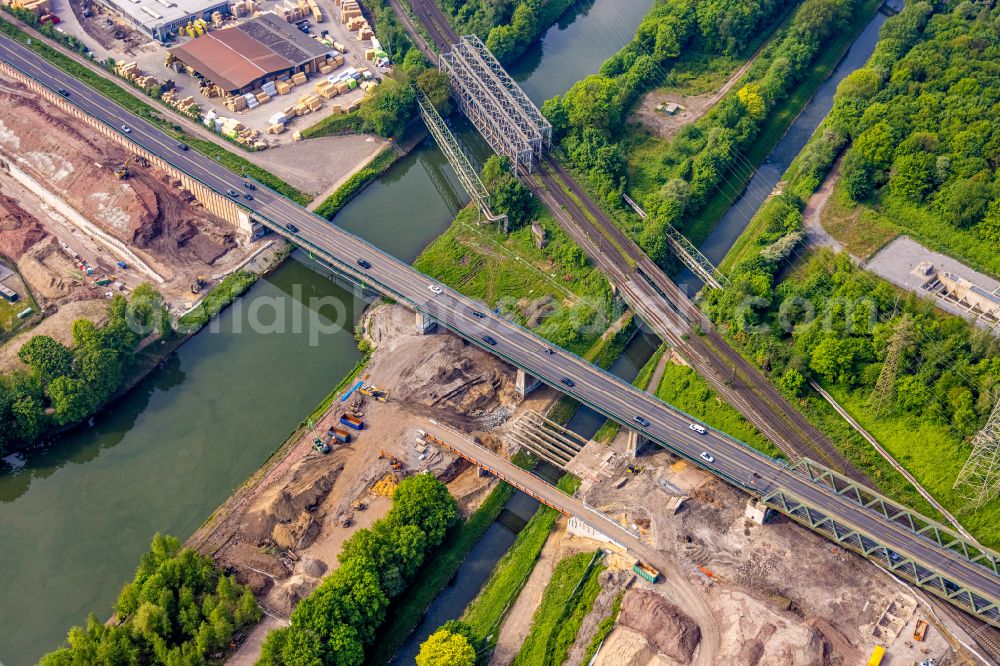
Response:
[787, 459, 1000, 574]
[762, 486, 1000, 626]
[507, 410, 587, 469]
[868, 314, 913, 415]
[440, 35, 550, 172]
[623, 194, 728, 289]
[954, 398, 1000, 508]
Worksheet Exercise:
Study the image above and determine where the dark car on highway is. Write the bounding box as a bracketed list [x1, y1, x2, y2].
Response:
[178, 143, 189, 151]
[284, 223, 299, 234]
[560, 377, 575, 387]
[482, 335, 497, 346]
[226, 189, 238, 197]
[244, 182, 256, 190]
[58, 88, 70, 96]
[633, 416, 650, 427]
[357, 258, 372, 269]
[243, 193, 253, 201]
[472, 311, 486, 318]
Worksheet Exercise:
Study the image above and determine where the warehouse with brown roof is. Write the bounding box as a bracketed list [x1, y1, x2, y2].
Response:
[168, 13, 334, 94]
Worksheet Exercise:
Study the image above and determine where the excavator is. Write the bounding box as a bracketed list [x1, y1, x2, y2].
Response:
[114, 154, 149, 179]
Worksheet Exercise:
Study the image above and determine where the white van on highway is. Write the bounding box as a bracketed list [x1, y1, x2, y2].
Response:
[689, 423, 706, 434]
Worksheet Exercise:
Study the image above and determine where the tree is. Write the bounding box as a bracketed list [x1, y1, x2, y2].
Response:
[416, 70, 453, 116]
[47, 376, 94, 427]
[389, 474, 458, 546]
[936, 178, 991, 229]
[889, 152, 934, 202]
[809, 334, 859, 385]
[358, 76, 416, 138]
[736, 84, 766, 121]
[561, 75, 621, 137]
[481, 156, 534, 228]
[415, 629, 476, 666]
[18, 335, 73, 385]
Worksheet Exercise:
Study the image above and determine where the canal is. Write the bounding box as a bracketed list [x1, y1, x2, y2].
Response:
[0, 1, 654, 663]
[675, 2, 896, 293]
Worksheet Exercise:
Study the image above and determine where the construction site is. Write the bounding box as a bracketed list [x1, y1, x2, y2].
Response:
[0, 73, 263, 346]
[174, 301, 981, 666]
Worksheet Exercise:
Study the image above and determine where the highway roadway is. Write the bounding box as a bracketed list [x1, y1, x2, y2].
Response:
[2, 34, 998, 620]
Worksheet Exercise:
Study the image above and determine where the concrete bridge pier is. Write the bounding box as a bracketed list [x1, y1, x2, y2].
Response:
[626, 430, 648, 457]
[515, 369, 542, 397]
[415, 310, 436, 335]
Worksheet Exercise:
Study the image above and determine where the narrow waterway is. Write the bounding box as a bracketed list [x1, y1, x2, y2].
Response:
[388, 490, 540, 665]
[0, 255, 364, 666]
[675, 3, 895, 294]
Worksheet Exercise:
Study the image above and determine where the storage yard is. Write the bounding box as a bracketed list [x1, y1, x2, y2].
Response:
[0, 75, 261, 321]
[60, 0, 391, 146]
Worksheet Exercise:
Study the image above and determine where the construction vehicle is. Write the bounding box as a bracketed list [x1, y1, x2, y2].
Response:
[913, 619, 928, 642]
[327, 426, 351, 443]
[351, 498, 366, 511]
[359, 384, 389, 402]
[190, 274, 207, 295]
[312, 437, 330, 454]
[633, 560, 660, 583]
[113, 154, 134, 179]
[379, 449, 402, 470]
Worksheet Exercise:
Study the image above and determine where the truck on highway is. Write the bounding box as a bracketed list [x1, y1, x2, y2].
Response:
[340, 413, 364, 430]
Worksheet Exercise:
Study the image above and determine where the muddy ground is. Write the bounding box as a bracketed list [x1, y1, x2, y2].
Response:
[0, 76, 255, 313]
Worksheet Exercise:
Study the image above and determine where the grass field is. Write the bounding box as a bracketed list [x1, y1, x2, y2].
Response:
[655, 362, 782, 458]
[825, 386, 999, 549]
[579, 589, 624, 665]
[511, 550, 605, 666]
[366, 481, 517, 665]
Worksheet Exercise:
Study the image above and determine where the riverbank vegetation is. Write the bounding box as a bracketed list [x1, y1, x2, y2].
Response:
[40, 534, 260, 664]
[177, 270, 259, 332]
[436, 0, 573, 63]
[258, 474, 459, 665]
[0, 286, 169, 456]
[366, 480, 515, 665]
[511, 550, 605, 666]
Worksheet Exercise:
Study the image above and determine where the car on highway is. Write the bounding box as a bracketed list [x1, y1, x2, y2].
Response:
[121, 124, 131, 133]
[482, 335, 497, 346]
[226, 189, 238, 197]
[633, 416, 650, 427]
[472, 310, 486, 318]
[543, 347, 554, 355]
[58, 88, 69, 96]
[428, 284, 443, 295]
[699, 451, 715, 464]
[284, 223, 299, 234]
[243, 193, 253, 201]
[560, 377, 575, 387]
[357, 258, 372, 269]
[244, 182, 256, 190]
[177, 143, 188, 151]
[689, 423, 706, 434]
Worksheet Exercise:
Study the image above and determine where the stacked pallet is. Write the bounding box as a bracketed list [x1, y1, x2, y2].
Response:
[275, 79, 293, 95]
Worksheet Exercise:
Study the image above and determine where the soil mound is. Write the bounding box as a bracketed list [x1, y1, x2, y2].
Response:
[618, 589, 701, 663]
[0, 193, 46, 259]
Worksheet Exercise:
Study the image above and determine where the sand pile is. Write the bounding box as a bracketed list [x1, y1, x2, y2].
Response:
[618, 589, 701, 663]
[0, 192, 46, 259]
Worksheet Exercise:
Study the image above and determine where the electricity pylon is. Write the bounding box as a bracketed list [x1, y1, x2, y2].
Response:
[954, 396, 1000, 508]
[868, 314, 914, 415]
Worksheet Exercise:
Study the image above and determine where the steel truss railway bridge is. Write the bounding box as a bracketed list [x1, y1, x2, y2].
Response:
[2, 28, 998, 628]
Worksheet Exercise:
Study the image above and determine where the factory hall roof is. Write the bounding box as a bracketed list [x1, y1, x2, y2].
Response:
[169, 13, 332, 91]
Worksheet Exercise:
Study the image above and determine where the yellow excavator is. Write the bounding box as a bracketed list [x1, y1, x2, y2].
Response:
[114, 154, 134, 179]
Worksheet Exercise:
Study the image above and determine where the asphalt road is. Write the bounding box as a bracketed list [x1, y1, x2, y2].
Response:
[2, 34, 997, 619]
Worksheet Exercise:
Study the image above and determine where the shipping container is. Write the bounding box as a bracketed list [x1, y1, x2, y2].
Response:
[633, 560, 660, 583]
[339, 413, 364, 430]
[0, 285, 19, 302]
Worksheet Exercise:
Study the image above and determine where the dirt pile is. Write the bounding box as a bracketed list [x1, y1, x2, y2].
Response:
[618, 589, 701, 663]
[714, 589, 830, 665]
[241, 449, 349, 549]
[0, 192, 46, 259]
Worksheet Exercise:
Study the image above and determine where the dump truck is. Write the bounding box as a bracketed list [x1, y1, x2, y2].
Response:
[633, 560, 660, 583]
[340, 413, 364, 430]
[330, 427, 351, 443]
[913, 619, 928, 641]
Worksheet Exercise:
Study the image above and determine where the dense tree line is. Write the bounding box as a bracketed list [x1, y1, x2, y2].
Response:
[436, 0, 573, 64]
[706, 250, 1000, 437]
[0, 285, 168, 456]
[481, 155, 535, 228]
[40, 534, 260, 665]
[257, 474, 459, 665]
[833, 2, 1000, 243]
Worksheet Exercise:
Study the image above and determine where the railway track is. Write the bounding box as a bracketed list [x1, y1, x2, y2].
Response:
[536, 155, 865, 479]
[408, 0, 457, 51]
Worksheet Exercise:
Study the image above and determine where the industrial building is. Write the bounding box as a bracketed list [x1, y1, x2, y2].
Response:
[95, 0, 231, 41]
[168, 13, 334, 94]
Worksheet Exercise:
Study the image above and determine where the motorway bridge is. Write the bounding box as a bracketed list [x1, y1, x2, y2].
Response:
[1, 33, 998, 627]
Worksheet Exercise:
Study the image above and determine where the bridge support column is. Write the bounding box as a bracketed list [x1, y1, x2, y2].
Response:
[626, 430, 647, 457]
[745, 499, 774, 525]
[515, 369, 542, 397]
[415, 311, 436, 335]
